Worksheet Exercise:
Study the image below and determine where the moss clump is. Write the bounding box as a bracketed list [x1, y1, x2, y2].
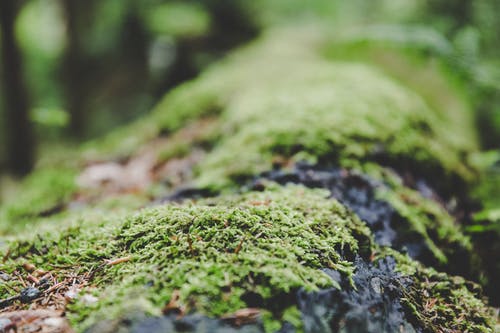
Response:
[323, 25, 477, 146]
[0, 168, 77, 233]
[380, 250, 497, 333]
[0, 25, 496, 333]
[410, 271, 496, 332]
[378, 184, 472, 266]
[3, 186, 369, 330]
[3, 186, 496, 332]
[252, 162, 475, 274]
[144, 28, 477, 190]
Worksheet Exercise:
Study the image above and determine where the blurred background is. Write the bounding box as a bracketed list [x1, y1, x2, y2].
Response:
[0, 0, 499, 177]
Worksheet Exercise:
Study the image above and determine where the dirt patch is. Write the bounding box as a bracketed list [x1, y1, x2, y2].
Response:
[0, 310, 74, 333]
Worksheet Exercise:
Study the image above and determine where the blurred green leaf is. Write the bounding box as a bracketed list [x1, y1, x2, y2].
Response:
[146, 2, 211, 38]
[15, 0, 66, 59]
[31, 108, 69, 127]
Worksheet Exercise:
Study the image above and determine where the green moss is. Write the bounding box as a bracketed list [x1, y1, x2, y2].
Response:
[323, 27, 477, 151]
[0, 25, 495, 332]
[71, 186, 368, 329]
[15, 27, 478, 193]
[3, 186, 368, 330]
[150, 28, 477, 190]
[0, 168, 77, 233]
[379, 249, 496, 333]
[378, 185, 471, 265]
[3, 185, 495, 332]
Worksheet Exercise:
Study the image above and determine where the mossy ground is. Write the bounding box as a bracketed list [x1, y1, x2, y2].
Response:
[0, 26, 498, 332]
[1, 186, 496, 332]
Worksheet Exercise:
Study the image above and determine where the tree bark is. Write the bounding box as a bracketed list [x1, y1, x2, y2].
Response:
[61, 0, 87, 138]
[0, 0, 34, 176]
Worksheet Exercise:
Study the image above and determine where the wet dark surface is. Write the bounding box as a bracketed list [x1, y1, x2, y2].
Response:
[159, 187, 217, 203]
[86, 257, 418, 333]
[129, 314, 265, 333]
[19, 287, 41, 303]
[251, 163, 434, 264]
[298, 257, 417, 333]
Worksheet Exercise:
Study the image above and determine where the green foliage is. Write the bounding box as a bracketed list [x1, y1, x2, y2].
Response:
[30, 107, 69, 127]
[0, 168, 77, 233]
[15, 0, 66, 59]
[145, 2, 211, 38]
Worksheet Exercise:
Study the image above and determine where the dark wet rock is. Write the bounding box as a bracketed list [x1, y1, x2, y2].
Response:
[298, 256, 417, 333]
[20, 287, 42, 303]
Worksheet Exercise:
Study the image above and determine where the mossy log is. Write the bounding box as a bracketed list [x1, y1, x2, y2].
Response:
[0, 27, 498, 332]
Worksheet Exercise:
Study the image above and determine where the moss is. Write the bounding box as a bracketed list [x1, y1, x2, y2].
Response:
[2, 186, 367, 330]
[0, 168, 77, 234]
[322, 25, 477, 145]
[253, 161, 476, 275]
[75, 25, 479, 191]
[375, 249, 496, 333]
[159, 28, 478, 191]
[0, 25, 495, 332]
[155, 117, 221, 163]
[72, 186, 368, 329]
[2, 185, 495, 332]
[378, 184, 471, 265]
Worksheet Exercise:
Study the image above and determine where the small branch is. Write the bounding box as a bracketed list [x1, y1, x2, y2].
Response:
[45, 281, 65, 294]
[27, 274, 39, 284]
[0, 295, 20, 309]
[104, 256, 131, 266]
[234, 236, 246, 254]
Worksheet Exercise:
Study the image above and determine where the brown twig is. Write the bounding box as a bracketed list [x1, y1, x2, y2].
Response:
[22, 263, 36, 273]
[45, 281, 65, 294]
[27, 274, 39, 285]
[103, 256, 132, 266]
[187, 236, 195, 256]
[234, 236, 246, 254]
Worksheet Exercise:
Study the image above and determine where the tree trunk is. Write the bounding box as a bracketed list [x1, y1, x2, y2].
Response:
[0, 0, 34, 176]
[61, 0, 90, 139]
